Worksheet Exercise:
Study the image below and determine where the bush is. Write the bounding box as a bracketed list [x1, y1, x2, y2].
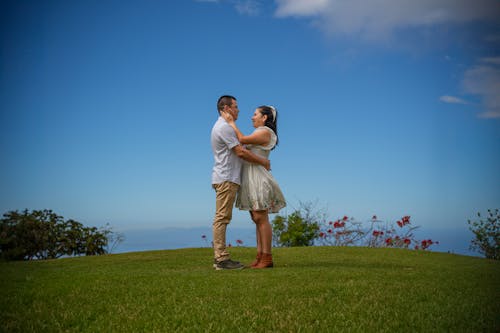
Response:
[0, 209, 123, 261]
[273, 201, 438, 251]
[468, 209, 499, 260]
[317, 214, 438, 251]
[272, 202, 321, 247]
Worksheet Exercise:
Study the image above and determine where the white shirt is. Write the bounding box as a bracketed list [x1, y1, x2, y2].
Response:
[211, 117, 242, 185]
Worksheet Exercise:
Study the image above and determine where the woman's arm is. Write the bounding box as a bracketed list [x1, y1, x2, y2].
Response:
[221, 112, 271, 146]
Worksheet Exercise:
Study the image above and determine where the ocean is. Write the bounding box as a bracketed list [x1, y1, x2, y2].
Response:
[112, 226, 480, 257]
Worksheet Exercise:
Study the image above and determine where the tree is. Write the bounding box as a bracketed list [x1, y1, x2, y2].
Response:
[0, 209, 123, 261]
[468, 209, 499, 260]
[272, 202, 321, 247]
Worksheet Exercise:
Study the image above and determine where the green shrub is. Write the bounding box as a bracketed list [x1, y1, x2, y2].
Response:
[0, 209, 122, 260]
[468, 209, 499, 260]
[272, 203, 320, 247]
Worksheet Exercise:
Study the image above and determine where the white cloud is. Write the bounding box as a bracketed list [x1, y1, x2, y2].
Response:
[480, 57, 500, 65]
[440, 95, 468, 105]
[484, 34, 500, 43]
[234, 0, 261, 15]
[477, 111, 500, 119]
[275, 0, 329, 16]
[195, 0, 261, 15]
[440, 59, 500, 119]
[463, 61, 500, 119]
[274, 0, 500, 41]
[274, 1, 500, 119]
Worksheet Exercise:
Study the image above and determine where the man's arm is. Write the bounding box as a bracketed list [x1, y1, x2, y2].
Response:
[233, 145, 271, 171]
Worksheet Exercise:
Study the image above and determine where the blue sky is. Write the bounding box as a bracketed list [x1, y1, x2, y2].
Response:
[1, 0, 499, 245]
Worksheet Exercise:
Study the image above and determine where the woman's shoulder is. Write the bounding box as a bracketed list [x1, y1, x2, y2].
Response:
[258, 126, 276, 139]
[256, 126, 276, 149]
[256, 126, 274, 134]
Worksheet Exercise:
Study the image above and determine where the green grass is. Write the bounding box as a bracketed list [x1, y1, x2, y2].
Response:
[1, 247, 499, 332]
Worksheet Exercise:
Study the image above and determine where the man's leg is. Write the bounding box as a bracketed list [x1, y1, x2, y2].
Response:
[212, 181, 239, 263]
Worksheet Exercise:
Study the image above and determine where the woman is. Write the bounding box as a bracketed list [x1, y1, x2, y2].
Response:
[222, 105, 286, 268]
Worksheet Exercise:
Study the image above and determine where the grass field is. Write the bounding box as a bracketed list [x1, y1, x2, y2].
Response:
[1, 246, 499, 332]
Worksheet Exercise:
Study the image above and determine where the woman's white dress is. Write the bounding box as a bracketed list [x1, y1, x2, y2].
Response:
[236, 126, 286, 213]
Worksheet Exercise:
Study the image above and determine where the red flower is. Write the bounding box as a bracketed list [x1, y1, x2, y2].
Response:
[342, 216, 348, 221]
[327, 229, 333, 234]
[421, 239, 435, 249]
[236, 239, 243, 245]
[397, 221, 403, 228]
[385, 238, 393, 245]
[403, 238, 411, 245]
[402, 216, 410, 225]
[373, 230, 384, 237]
[319, 232, 325, 238]
[334, 221, 345, 228]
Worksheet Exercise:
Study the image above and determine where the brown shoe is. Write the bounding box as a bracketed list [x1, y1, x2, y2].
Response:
[249, 252, 262, 268]
[252, 253, 273, 269]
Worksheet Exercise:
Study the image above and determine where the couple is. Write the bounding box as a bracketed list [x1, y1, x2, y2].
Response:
[211, 95, 286, 270]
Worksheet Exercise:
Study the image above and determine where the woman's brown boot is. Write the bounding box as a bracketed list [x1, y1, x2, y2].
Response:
[252, 253, 273, 269]
[250, 252, 263, 268]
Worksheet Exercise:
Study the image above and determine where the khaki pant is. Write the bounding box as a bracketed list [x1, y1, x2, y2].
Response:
[212, 181, 239, 262]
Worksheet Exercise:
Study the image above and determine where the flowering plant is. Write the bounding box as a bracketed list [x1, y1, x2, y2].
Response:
[317, 214, 438, 251]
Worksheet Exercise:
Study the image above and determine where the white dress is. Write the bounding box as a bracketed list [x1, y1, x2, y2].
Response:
[236, 126, 286, 213]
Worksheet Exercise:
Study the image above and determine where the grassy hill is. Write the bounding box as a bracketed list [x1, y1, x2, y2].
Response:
[1, 247, 499, 332]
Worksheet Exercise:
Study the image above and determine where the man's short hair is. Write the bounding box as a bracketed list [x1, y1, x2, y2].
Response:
[217, 95, 236, 113]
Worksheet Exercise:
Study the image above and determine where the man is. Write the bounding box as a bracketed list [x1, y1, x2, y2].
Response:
[211, 95, 270, 270]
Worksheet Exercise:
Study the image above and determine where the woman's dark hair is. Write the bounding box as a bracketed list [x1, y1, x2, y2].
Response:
[257, 105, 279, 148]
[217, 95, 236, 114]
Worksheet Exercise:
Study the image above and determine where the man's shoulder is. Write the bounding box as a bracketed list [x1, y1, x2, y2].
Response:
[211, 118, 221, 134]
[212, 117, 223, 129]
[212, 118, 233, 135]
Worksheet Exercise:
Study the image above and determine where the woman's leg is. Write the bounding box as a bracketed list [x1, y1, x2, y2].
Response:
[249, 211, 262, 267]
[250, 211, 262, 253]
[251, 210, 273, 268]
[251, 210, 272, 254]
